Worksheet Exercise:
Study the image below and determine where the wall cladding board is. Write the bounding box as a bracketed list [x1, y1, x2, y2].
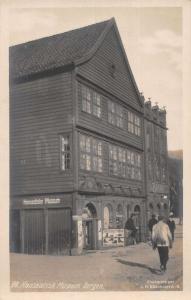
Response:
[77, 132, 144, 193]
[10, 72, 74, 195]
[77, 27, 142, 112]
[77, 81, 143, 150]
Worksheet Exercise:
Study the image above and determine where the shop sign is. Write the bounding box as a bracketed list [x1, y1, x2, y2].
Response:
[23, 199, 43, 205]
[44, 198, 60, 204]
[23, 198, 60, 205]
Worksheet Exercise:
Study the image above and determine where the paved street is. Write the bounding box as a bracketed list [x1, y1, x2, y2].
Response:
[10, 225, 182, 292]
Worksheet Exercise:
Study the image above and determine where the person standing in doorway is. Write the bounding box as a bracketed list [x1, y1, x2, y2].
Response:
[167, 212, 176, 241]
[125, 214, 137, 245]
[152, 215, 172, 272]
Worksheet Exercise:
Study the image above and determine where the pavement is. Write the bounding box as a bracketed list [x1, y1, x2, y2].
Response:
[10, 225, 183, 292]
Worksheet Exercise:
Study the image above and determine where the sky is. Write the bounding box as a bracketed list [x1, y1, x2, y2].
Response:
[8, 7, 182, 151]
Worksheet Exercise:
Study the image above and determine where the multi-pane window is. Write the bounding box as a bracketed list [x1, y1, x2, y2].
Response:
[109, 145, 126, 177]
[61, 135, 71, 170]
[126, 150, 141, 180]
[108, 100, 115, 125]
[127, 111, 141, 136]
[81, 84, 101, 118]
[108, 100, 124, 128]
[82, 85, 91, 113]
[80, 134, 103, 172]
[109, 145, 142, 180]
[92, 93, 101, 118]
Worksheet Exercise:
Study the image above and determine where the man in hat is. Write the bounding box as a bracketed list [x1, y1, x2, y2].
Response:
[167, 212, 176, 241]
[152, 215, 172, 272]
[148, 214, 158, 233]
[125, 214, 137, 245]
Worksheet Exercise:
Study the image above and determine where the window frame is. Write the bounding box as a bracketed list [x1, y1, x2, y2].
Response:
[79, 133, 103, 173]
[81, 84, 102, 119]
[109, 144, 142, 181]
[108, 100, 124, 129]
[127, 111, 141, 137]
[60, 134, 72, 171]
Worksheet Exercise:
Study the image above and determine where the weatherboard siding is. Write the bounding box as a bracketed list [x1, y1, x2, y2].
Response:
[76, 79, 143, 150]
[10, 72, 74, 195]
[76, 130, 145, 195]
[77, 27, 142, 113]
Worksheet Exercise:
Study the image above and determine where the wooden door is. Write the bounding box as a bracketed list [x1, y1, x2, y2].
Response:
[48, 208, 72, 255]
[23, 209, 45, 254]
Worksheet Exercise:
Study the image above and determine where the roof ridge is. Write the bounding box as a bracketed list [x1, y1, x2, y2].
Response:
[10, 18, 111, 49]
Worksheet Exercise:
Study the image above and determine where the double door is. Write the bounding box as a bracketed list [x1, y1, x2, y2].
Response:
[22, 208, 72, 255]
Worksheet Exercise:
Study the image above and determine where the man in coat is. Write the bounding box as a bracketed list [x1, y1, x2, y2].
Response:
[167, 212, 176, 241]
[152, 215, 172, 272]
[125, 214, 137, 245]
[148, 214, 158, 233]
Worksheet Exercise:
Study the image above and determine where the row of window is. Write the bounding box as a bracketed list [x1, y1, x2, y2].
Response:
[80, 135, 103, 172]
[109, 145, 142, 180]
[61, 134, 142, 180]
[146, 124, 167, 154]
[79, 134, 142, 180]
[81, 84, 141, 136]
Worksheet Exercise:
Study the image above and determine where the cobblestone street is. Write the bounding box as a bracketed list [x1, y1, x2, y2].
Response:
[10, 225, 182, 292]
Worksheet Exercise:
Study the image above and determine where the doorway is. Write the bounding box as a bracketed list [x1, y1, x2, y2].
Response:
[82, 203, 97, 250]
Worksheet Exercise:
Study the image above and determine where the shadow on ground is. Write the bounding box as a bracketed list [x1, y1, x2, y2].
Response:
[116, 259, 161, 275]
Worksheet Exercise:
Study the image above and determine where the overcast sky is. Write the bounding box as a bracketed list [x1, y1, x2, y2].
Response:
[9, 7, 182, 151]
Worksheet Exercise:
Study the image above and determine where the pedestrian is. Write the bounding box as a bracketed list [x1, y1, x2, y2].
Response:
[148, 214, 158, 233]
[167, 212, 176, 241]
[152, 215, 172, 272]
[124, 214, 137, 245]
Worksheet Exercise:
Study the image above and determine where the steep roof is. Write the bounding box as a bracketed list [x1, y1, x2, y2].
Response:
[9, 19, 110, 79]
[10, 18, 143, 107]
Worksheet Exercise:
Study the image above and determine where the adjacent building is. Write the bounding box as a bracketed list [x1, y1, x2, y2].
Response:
[144, 100, 169, 220]
[9, 18, 169, 255]
[168, 150, 183, 222]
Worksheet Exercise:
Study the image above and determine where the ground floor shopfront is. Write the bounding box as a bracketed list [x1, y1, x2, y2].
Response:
[10, 193, 147, 255]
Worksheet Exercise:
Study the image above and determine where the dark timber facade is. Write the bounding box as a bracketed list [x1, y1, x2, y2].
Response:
[9, 18, 169, 255]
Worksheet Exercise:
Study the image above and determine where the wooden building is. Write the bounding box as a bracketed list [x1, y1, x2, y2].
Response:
[10, 18, 167, 255]
[144, 100, 169, 220]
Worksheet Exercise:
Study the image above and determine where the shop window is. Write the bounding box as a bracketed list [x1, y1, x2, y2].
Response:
[116, 204, 123, 228]
[104, 205, 113, 229]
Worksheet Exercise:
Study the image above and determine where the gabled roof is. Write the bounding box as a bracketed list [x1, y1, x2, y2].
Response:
[10, 18, 143, 106]
[9, 19, 110, 79]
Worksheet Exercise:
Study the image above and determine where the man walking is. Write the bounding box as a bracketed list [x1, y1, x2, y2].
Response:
[152, 216, 172, 272]
[167, 212, 176, 241]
